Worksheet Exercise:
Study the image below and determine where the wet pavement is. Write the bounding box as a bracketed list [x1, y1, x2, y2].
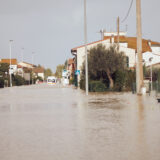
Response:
[0, 84, 160, 160]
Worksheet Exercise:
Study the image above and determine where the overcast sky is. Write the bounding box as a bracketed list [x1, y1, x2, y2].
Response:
[0, 0, 159, 72]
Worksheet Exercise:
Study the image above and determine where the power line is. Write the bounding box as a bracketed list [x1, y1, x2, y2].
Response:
[121, 0, 134, 23]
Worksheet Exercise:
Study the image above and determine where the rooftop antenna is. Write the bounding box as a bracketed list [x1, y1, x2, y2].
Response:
[97, 29, 105, 40]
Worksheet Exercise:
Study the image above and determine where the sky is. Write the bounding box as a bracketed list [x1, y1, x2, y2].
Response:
[0, 0, 159, 72]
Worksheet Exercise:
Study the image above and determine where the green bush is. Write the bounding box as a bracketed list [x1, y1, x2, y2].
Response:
[80, 78, 85, 90]
[114, 70, 126, 91]
[125, 70, 136, 91]
[0, 78, 4, 88]
[89, 81, 107, 92]
[13, 75, 25, 86]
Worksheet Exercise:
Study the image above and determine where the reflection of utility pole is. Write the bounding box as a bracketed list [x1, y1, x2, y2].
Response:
[9, 40, 13, 87]
[136, 0, 144, 94]
[84, 0, 88, 95]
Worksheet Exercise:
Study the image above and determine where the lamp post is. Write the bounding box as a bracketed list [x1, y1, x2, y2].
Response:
[21, 48, 24, 78]
[9, 40, 13, 87]
[84, 0, 88, 95]
[32, 52, 35, 85]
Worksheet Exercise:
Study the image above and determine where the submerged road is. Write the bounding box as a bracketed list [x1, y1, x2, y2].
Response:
[0, 84, 160, 160]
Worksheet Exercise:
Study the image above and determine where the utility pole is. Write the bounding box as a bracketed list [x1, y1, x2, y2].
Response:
[9, 40, 13, 87]
[117, 17, 120, 46]
[21, 48, 24, 78]
[136, 0, 144, 94]
[84, 0, 88, 95]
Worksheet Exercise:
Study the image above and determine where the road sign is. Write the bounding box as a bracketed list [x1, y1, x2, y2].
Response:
[75, 70, 80, 75]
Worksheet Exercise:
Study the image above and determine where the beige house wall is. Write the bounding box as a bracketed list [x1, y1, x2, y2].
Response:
[76, 40, 136, 84]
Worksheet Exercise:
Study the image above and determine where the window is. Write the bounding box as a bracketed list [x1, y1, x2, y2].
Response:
[126, 56, 129, 68]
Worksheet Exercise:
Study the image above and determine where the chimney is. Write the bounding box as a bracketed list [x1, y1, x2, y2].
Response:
[148, 39, 151, 47]
[148, 40, 152, 52]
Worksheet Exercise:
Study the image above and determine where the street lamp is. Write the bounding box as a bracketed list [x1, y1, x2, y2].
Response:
[84, 0, 88, 95]
[21, 48, 24, 78]
[9, 40, 13, 87]
[32, 52, 35, 85]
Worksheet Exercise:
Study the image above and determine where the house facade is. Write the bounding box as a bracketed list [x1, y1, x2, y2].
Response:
[67, 58, 75, 79]
[0, 59, 18, 74]
[71, 32, 160, 85]
[18, 62, 34, 69]
[33, 67, 45, 80]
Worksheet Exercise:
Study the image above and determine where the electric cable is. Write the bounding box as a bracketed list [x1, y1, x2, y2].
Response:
[121, 0, 134, 23]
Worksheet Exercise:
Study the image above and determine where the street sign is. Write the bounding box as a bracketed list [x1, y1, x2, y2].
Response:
[62, 70, 67, 77]
[75, 70, 80, 75]
[9, 69, 14, 74]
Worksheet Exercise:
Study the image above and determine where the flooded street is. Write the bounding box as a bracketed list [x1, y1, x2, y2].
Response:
[0, 84, 160, 160]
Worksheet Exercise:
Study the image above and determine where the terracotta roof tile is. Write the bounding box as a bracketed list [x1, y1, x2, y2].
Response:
[71, 36, 160, 53]
[1, 59, 17, 65]
[33, 67, 44, 73]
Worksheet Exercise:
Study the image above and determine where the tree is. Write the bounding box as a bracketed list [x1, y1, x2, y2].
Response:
[44, 68, 52, 80]
[82, 44, 126, 89]
[0, 63, 9, 77]
[64, 60, 68, 70]
[0, 63, 9, 88]
[55, 64, 64, 78]
[12, 75, 25, 86]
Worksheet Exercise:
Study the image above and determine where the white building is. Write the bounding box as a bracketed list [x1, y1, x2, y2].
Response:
[0, 59, 18, 74]
[33, 67, 45, 80]
[71, 32, 160, 84]
[18, 62, 34, 69]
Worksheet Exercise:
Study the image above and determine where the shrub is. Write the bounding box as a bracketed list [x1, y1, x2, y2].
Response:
[125, 70, 136, 90]
[89, 81, 107, 92]
[0, 78, 4, 88]
[114, 70, 126, 91]
[13, 75, 25, 86]
[80, 78, 85, 90]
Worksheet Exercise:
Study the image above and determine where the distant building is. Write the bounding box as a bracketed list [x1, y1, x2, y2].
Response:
[33, 67, 44, 80]
[18, 62, 34, 69]
[71, 32, 160, 84]
[17, 65, 23, 76]
[0, 59, 18, 74]
[67, 58, 75, 79]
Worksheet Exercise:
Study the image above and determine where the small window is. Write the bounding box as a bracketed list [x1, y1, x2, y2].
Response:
[126, 56, 129, 68]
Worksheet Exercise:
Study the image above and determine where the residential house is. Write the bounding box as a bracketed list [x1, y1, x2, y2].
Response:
[0, 59, 18, 74]
[18, 62, 34, 69]
[33, 67, 44, 80]
[67, 58, 75, 79]
[17, 65, 23, 76]
[71, 32, 160, 85]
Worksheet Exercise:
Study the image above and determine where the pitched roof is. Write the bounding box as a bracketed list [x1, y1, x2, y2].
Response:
[20, 61, 33, 66]
[71, 36, 160, 53]
[1, 59, 17, 65]
[33, 67, 44, 73]
[17, 65, 22, 68]
[71, 39, 106, 52]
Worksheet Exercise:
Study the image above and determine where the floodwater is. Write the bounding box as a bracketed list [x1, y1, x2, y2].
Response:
[0, 84, 160, 160]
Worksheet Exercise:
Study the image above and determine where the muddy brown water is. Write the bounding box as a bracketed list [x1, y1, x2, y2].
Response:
[0, 84, 160, 160]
